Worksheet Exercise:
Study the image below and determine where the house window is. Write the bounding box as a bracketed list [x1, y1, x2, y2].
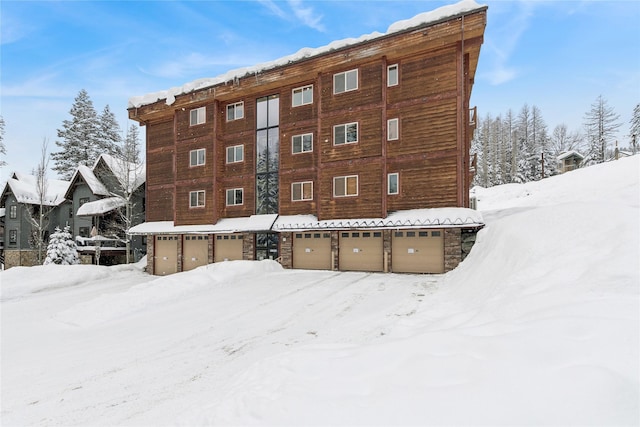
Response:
[226, 188, 243, 206]
[387, 118, 399, 141]
[190, 107, 206, 126]
[334, 69, 358, 94]
[333, 122, 358, 145]
[292, 85, 313, 107]
[387, 64, 399, 86]
[226, 145, 244, 163]
[226, 102, 244, 121]
[9, 205, 17, 219]
[190, 148, 206, 167]
[292, 181, 313, 201]
[333, 175, 358, 197]
[388, 173, 399, 195]
[9, 229, 17, 244]
[79, 227, 90, 238]
[79, 197, 89, 206]
[292, 133, 313, 154]
[189, 190, 205, 208]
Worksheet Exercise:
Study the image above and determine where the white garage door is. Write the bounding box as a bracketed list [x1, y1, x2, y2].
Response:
[155, 235, 178, 276]
[214, 234, 243, 262]
[293, 232, 332, 270]
[183, 235, 209, 271]
[391, 229, 444, 273]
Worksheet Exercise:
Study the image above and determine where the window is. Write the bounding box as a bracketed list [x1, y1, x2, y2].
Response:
[387, 118, 399, 141]
[387, 64, 399, 86]
[226, 188, 243, 206]
[334, 69, 358, 94]
[333, 122, 358, 145]
[226, 102, 244, 121]
[190, 148, 206, 167]
[190, 107, 206, 126]
[9, 230, 17, 244]
[79, 227, 90, 238]
[189, 190, 205, 208]
[79, 197, 89, 206]
[292, 85, 313, 107]
[9, 205, 17, 219]
[292, 181, 313, 201]
[292, 133, 313, 154]
[226, 145, 244, 163]
[333, 175, 358, 197]
[388, 173, 399, 195]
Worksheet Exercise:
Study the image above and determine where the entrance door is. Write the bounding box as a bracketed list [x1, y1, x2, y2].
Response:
[391, 229, 444, 273]
[256, 233, 279, 261]
[183, 235, 209, 271]
[214, 234, 243, 262]
[154, 235, 178, 275]
[338, 231, 383, 272]
[293, 232, 331, 270]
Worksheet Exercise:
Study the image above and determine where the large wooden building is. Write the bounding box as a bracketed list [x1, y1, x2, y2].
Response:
[128, 0, 487, 275]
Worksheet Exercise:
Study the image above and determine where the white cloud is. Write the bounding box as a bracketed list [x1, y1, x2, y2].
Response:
[288, 0, 325, 32]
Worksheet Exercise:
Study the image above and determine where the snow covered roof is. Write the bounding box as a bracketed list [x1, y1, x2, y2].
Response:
[129, 209, 483, 235]
[66, 165, 111, 198]
[77, 196, 126, 216]
[95, 154, 146, 193]
[128, 0, 486, 109]
[557, 150, 584, 161]
[1, 173, 70, 207]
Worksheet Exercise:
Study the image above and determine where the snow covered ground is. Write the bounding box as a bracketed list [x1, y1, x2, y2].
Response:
[2, 157, 638, 426]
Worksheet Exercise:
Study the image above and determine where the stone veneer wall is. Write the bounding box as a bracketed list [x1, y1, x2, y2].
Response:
[242, 233, 255, 261]
[208, 234, 214, 264]
[331, 231, 339, 271]
[444, 228, 462, 272]
[4, 250, 39, 269]
[383, 230, 392, 273]
[279, 232, 293, 268]
[146, 238, 155, 275]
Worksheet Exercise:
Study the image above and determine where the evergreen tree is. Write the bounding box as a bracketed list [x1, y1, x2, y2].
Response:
[515, 104, 533, 182]
[52, 89, 101, 179]
[124, 124, 141, 164]
[0, 115, 6, 167]
[583, 95, 621, 164]
[97, 105, 123, 158]
[629, 103, 640, 154]
[44, 225, 80, 265]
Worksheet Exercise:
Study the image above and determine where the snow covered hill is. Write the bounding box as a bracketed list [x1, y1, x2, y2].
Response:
[1, 157, 638, 426]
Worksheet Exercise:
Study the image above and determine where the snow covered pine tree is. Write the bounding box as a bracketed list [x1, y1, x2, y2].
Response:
[44, 226, 80, 265]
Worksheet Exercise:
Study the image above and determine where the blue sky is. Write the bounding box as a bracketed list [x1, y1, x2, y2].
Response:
[1, 0, 639, 182]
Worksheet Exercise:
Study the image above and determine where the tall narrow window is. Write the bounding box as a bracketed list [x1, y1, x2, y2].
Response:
[292, 133, 313, 154]
[333, 122, 358, 145]
[333, 175, 358, 197]
[9, 229, 17, 244]
[333, 69, 358, 94]
[226, 188, 244, 206]
[256, 95, 279, 215]
[292, 181, 313, 201]
[190, 148, 206, 166]
[388, 173, 399, 195]
[9, 205, 17, 219]
[226, 102, 244, 121]
[387, 118, 399, 141]
[387, 64, 399, 87]
[189, 190, 205, 208]
[190, 107, 206, 126]
[292, 85, 313, 107]
[226, 145, 244, 163]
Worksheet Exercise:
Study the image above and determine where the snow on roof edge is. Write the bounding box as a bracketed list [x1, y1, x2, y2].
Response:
[128, 0, 486, 109]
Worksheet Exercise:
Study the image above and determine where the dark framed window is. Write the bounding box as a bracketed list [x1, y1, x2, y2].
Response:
[9, 229, 17, 244]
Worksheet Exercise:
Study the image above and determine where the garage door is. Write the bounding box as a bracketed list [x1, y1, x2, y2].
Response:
[155, 235, 178, 276]
[183, 235, 209, 271]
[392, 229, 444, 273]
[214, 234, 243, 262]
[339, 231, 383, 272]
[293, 232, 332, 270]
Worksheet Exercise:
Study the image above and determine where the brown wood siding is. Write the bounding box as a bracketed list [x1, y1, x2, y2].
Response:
[387, 155, 458, 210]
[175, 103, 215, 140]
[175, 185, 214, 226]
[279, 170, 317, 216]
[320, 62, 382, 113]
[147, 187, 174, 222]
[321, 112, 383, 163]
[147, 150, 174, 187]
[217, 176, 255, 219]
[281, 80, 318, 124]
[175, 137, 214, 182]
[147, 119, 174, 150]
[280, 126, 319, 171]
[219, 98, 255, 135]
[319, 160, 383, 220]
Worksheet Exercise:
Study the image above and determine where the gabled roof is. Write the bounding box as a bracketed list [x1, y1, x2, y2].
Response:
[1, 173, 70, 207]
[64, 164, 111, 199]
[557, 150, 584, 161]
[94, 153, 146, 193]
[76, 196, 126, 216]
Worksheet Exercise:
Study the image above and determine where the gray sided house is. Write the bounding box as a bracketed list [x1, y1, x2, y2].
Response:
[0, 172, 71, 268]
[65, 154, 146, 264]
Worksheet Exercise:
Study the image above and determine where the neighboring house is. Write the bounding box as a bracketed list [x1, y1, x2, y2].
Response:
[0, 207, 5, 268]
[128, 1, 487, 275]
[557, 151, 584, 173]
[0, 172, 71, 268]
[64, 154, 146, 264]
